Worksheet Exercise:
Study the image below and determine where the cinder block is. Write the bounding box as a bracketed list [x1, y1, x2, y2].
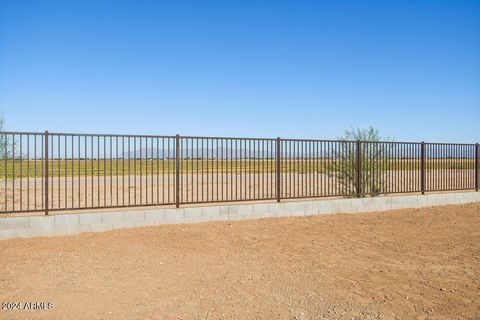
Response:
[304, 208, 318, 216]
[227, 206, 238, 216]
[219, 206, 229, 216]
[268, 203, 282, 213]
[440, 193, 454, 205]
[202, 206, 220, 217]
[90, 223, 113, 232]
[164, 208, 184, 224]
[124, 211, 145, 222]
[282, 202, 300, 212]
[41, 225, 67, 237]
[66, 224, 91, 235]
[389, 199, 404, 210]
[191, 216, 212, 223]
[375, 198, 392, 211]
[350, 198, 363, 212]
[183, 207, 202, 218]
[409, 196, 422, 208]
[317, 201, 333, 215]
[461, 192, 476, 202]
[340, 198, 356, 211]
[0, 217, 30, 230]
[236, 205, 253, 216]
[354, 197, 389, 213]
[448, 193, 462, 203]
[163, 214, 177, 224]
[290, 210, 306, 217]
[55, 214, 79, 226]
[228, 214, 246, 221]
[427, 194, 449, 206]
[471, 192, 480, 201]
[253, 207, 272, 218]
[253, 204, 269, 215]
[145, 210, 165, 222]
[391, 196, 419, 209]
[78, 213, 102, 225]
[464, 192, 480, 202]
[30, 216, 55, 228]
[275, 204, 290, 217]
[0, 229, 16, 240]
[16, 228, 42, 238]
[299, 202, 313, 212]
[102, 212, 124, 223]
[447, 195, 458, 204]
[433, 194, 448, 205]
[416, 195, 428, 205]
[213, 213, 229, 221]
[455, 193, 469, 203]
[358, 198, 376, 212]
[175, 208, 185, 215]
[328, 199, 347, 213]
[171, 216, 191, 224]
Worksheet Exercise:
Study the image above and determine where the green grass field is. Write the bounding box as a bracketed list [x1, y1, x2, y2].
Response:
[0, 158, 475, 179]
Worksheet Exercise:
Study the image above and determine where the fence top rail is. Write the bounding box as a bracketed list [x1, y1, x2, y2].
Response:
[425, 142, 478, 146]
[47, 132, 177, 139]
[0, 131, 477, 146]
[0, 131, 45, 135]
[281, 139, 422, 144]
[180, 135, 277, 141]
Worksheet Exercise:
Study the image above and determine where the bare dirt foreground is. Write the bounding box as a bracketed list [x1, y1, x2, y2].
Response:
[1, 203, 479, 320]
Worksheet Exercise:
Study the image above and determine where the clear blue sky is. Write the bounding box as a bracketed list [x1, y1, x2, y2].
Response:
[0, 0, 479, 142]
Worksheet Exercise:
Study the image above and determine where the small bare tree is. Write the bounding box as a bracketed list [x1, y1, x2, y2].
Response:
[0, 113, 6, 158]
[329, 126, 392, 197]
[0, 113, 15, 159]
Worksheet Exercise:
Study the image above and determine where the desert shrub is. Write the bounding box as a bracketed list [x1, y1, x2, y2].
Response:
[329, 126, 392, 197]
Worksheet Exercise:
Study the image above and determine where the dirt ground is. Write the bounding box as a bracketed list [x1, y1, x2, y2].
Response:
[0, 203, 479, 320]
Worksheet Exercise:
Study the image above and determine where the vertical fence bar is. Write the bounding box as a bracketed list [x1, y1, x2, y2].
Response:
[421, 141, 425, 194]
[175, 134, 180, 208]
[475, 143, 478, 191]
[356, 140, 362, 197]
[44, 130, 49, 215]
[276, 137, 281, 202]
[3, 134, 7, 212]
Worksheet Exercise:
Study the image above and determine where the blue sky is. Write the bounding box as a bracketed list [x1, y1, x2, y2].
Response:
[0, 0, 479, 142]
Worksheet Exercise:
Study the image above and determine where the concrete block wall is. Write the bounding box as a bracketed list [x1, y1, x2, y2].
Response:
[1, 191, 479, 240]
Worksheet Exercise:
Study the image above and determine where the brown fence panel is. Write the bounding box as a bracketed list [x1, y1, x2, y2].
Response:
[0, 131, 478, 214]
[425, 143, 476, 192]
[177, 136, 277, 204]
[361, 141, 422, 195]
[280, 139, 357, 199]
[0, 132, 46, 213]
[43, 133, 177, 212]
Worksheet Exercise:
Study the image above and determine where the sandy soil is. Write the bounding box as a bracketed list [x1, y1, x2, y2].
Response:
[0, 203, 479, 319]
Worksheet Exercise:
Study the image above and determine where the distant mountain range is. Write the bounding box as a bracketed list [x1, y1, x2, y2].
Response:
[123, 147, 276, 159]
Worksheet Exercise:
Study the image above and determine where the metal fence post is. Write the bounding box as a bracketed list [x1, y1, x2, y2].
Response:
[44, 130, 49, 215]
[276, 137, 281, 202]
[356, 140, 362, 197]
[420, 141, 425, 195]
[175, 134, 180, 208]
[475, 143, 479, 191]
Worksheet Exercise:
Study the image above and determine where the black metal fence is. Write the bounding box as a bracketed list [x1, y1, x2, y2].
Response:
[0, 131, 478, 214]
